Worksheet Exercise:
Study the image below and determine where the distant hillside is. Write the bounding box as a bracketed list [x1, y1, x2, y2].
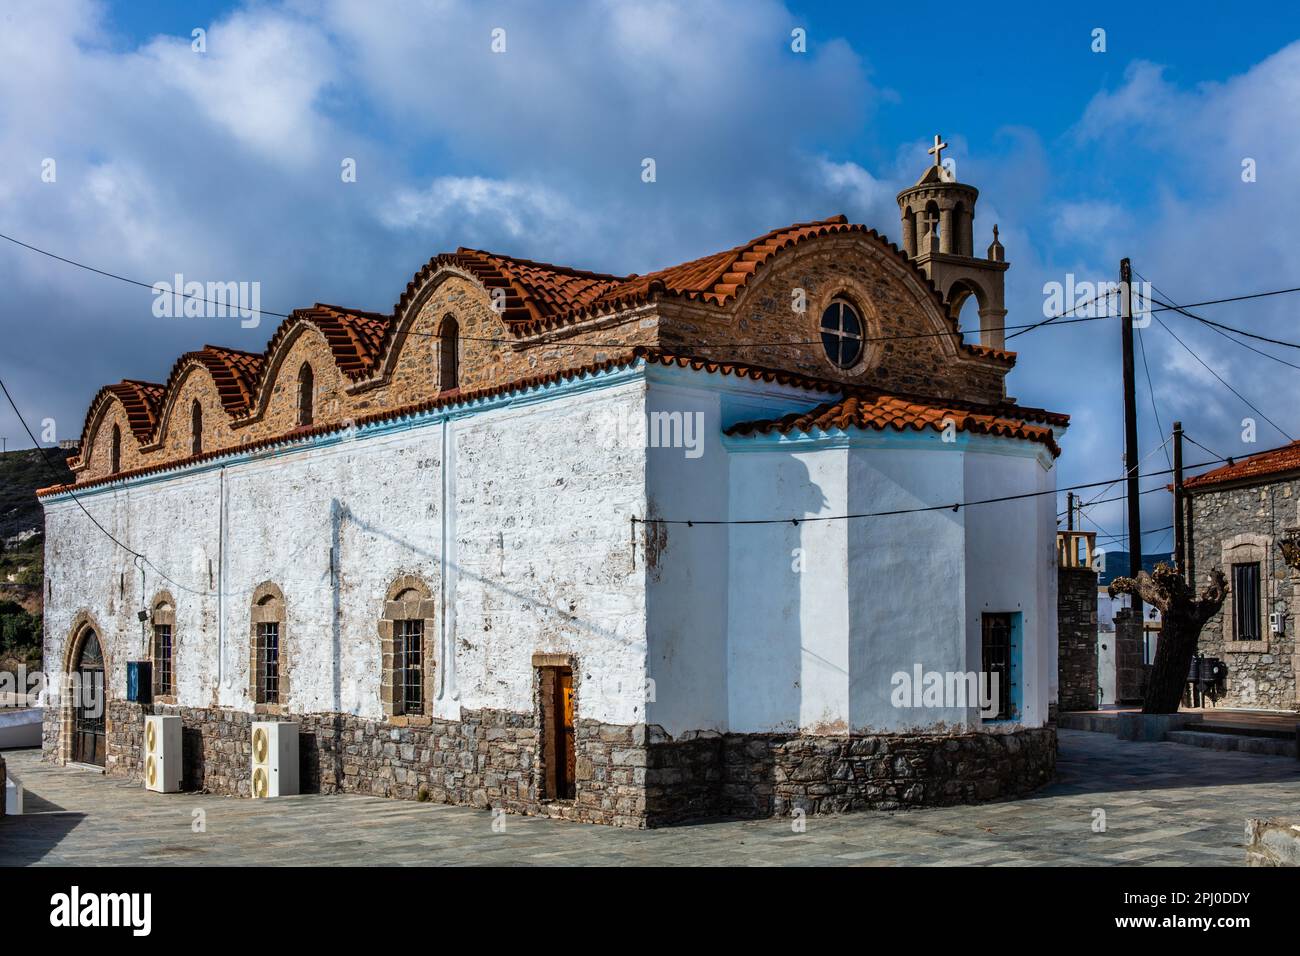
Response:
[1, 447, 73, 537]
[0, 447, 73, 591]
[1098, 550, 1175, 586]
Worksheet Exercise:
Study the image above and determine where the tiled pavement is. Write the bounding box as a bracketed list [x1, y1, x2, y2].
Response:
[2, 730, 1297, 866]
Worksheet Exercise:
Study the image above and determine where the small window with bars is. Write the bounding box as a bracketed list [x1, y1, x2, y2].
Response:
[395, 619, 424, 716]
[153, 623, 173, 697]
[256, 621, 280, 704]
[1232, 562, 1261, 641]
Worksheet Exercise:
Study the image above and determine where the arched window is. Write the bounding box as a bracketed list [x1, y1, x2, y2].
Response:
[190, 400, 203, 456]
[297, 363, 314, 427]
[250, 584, 287, 708]
[820, 299, 864, 370]
[109, 424, 121, 474]
[380, 576, 435, 720]
[923, 200, 941, 247]
[439, 317, 459, 392]
[151, 596, 176, 698]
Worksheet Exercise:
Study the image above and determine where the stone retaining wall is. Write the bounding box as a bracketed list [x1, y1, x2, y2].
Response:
[96, 701, 1055, 827]
[646, 727, 1058, 823]
[1058, 566, 1099, 711]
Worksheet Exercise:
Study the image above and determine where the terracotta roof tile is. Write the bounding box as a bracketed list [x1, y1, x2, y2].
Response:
[45, 348, 1060, 496]
[726, 393, 1062, 457]
[161, 345, 265, 417]
[1184, 441, 1300, 490]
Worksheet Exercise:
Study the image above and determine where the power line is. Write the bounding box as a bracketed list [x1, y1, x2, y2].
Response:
[1151, 312, 1293, 442]
[0, 229, 1118, 352]
[1136, 324, 1172, 469]
[0, 369, 211, 597]
[1183, 433, 1230, 464]
[637, 456, 1227, 527]
[8, 227, 1298, 357]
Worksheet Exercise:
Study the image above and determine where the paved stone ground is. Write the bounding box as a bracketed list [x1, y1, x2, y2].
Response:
[2, 730, 1297, 866]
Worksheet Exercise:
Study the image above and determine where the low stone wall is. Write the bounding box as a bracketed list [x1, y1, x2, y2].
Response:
[646, 726, 1057, 824]
[93, 700, 1055, 827]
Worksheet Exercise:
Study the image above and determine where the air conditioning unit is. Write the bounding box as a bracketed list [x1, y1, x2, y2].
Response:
[143, 714, 182, 793]
[251, 721, 299, 798]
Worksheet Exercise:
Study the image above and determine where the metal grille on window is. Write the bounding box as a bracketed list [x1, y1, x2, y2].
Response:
[257, 621, 280, 704]
[154, 623, 173, 696]
[819, 300, 864, 369]
[981, 613, 1013, 720]
[1232, 562, 1261, 641]
[396, 619, 423, 716]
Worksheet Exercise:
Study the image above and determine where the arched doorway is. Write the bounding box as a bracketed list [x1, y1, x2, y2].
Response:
[71, 629, 106, 766]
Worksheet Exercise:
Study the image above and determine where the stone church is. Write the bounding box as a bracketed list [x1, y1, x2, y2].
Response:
[39, 147, 1066, 826]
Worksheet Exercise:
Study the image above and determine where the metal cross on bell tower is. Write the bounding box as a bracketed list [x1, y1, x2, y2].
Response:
[927, 133, 947, 167]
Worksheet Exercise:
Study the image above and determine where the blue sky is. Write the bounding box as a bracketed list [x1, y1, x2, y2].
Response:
[3, 0, 1300, 558]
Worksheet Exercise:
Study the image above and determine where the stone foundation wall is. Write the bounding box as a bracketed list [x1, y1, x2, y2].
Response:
[646, 726, 1058, 824]
[103, 701, 645, 826]
[93, 701, 1055, 827]
[1058, 566, 1099, 711]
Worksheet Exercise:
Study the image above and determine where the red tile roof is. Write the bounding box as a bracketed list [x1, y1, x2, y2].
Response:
[1183, 441, 1300, 490]
[161, 345, 265, 417]
[726, 393, 1062, 456]
[390, 216, 1009, 364]
[256, 304, 391, 393]
[44, 348, 1062, 497]
[73, 216, 1023, 479]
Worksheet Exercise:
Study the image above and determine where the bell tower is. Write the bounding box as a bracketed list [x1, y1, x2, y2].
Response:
[896, 134, 1009, 349]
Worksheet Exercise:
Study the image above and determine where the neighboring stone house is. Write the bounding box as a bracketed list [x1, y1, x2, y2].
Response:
[1183, 444, 1300, 713]
[39, 152, 1066, 826]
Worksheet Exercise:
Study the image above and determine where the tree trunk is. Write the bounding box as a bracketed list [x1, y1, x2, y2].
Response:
[1142, 612, 1195, 714]
[1107, 565, 1227, 715]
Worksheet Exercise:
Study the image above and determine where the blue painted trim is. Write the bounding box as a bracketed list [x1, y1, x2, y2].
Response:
[721, 426, 1048, 464]
[984, 611, 1025, 724]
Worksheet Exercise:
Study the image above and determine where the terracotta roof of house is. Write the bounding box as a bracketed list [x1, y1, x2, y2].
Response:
[1183, 440, 1300, 491]
[44, 348, 1063, 498]
[726, 393, 1063, 456]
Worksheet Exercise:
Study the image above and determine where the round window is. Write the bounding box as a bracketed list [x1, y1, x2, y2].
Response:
[820, 299, 864, 369]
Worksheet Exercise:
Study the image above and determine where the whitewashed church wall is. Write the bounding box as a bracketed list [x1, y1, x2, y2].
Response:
[726, 445, 852, 734]
[643, 372, 831, 738]
[844, 441, 969, 732]
[43, 378, 649, 726]
[44, 470, 223, 703]
[962, 444, 1061, 728]
[453, 384, 648, 726]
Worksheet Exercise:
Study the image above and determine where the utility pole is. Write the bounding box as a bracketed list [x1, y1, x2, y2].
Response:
[1066, 492, 1075, 531]
[1120, 258, 1143, 622]
[1173, 421, 1186, 578]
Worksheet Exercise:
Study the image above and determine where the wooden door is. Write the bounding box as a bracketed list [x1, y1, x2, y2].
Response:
[557, 671, 575, 799]
[73, 630, 106, 767]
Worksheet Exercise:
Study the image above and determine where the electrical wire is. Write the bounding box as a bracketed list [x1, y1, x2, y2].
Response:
[636, 456, 1226, 527]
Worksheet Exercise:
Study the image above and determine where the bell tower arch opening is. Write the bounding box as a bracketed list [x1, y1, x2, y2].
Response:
[896, 134, 1009, 350]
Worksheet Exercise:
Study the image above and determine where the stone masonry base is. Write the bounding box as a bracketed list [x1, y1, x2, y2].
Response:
[45, 702, 1056, 827]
